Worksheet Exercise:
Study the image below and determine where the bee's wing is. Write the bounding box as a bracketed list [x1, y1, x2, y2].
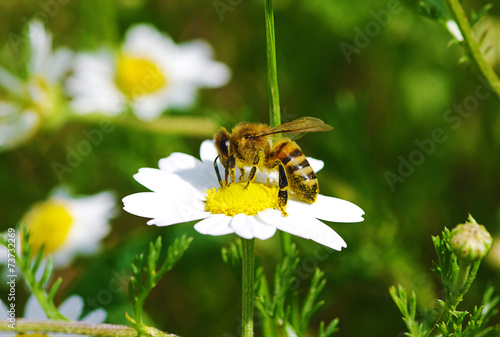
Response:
[252, 117, 333, 138]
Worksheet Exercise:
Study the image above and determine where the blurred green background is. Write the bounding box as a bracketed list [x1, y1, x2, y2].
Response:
[0, 0, 499, 336]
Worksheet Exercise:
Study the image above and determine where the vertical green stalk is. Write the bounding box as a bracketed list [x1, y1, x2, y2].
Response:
[265, 0, 293, 255]
[445, 0, 500, 101]
[428, 261, 479, 337]
[242, 238, 255, 337]
[265, 0, 281, 128]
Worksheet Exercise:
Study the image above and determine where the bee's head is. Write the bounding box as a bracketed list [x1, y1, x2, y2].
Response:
[214, 128, 231, 168]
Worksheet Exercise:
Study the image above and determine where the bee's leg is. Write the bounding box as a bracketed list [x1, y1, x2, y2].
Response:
[213, 156, 224, 187]
[239, 168, 245, 182]
[277, 163, 289, 216]
[228, 154, 236, 185]
[245, 150, 261, 189]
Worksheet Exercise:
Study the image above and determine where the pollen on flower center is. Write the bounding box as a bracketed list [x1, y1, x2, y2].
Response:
[22, 200, 73, 256]
[205, 182, 278, 216]
[115, 53, 167, 98]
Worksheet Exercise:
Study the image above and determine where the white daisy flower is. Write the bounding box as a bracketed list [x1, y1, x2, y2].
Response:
[0, 294, 106, 337]
[123, 140, 364, 250]
[66, 24, 231, 120]
[1, 188, 116, 268]
[0, 20, 72, 151]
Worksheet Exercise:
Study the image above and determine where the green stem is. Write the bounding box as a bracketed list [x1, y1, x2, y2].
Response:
[280, 231, 293, 258]
[242, 238, 255, 337]
[0, 319, 179, 337]
[265, 0, 293, 256]
[452, 261, 471, 297]
[265, 0, 281, 127]
[445, 0, 500, 101]
[15, 245, 67, 320]
[427, 261, 473, 337]
[134, 294, 146, 333]
[460, 260, 481, 296]
[23, 271, 67, 321]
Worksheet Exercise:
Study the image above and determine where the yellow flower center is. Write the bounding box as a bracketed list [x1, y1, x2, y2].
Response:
[205, 182, 278, 216]
[22, 200, 73, 256]
[15, 334, 50, 337]
[115, 53, 167, 98]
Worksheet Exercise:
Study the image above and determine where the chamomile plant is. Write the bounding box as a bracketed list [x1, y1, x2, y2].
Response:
[390, 215, 499, 337]
[0, 227, 190, 337]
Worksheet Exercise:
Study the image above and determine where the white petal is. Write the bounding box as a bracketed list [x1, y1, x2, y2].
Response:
[47, 47, 73, 82]
[178, 40, 231, 87]
[200, 139, 225, 178]
[200, 139, 218, 165]
[0, 67, 24, 93]
[66, 51, 124, 116]
[446, 20, 463, 41]
[131, 98, 164, 121]
[147, 209, 210, 227]
[159, 152, 203, 172]
[123, 192, 208, 226]
[307, 157, 324, 173]
[133, 83, 198, 117]
[249, 215, 277, 240]
[194, 214, 233, 236]
[232, 214, 278, 240]
[158, 152, 217, 190]
[288, 195, 364, 223]
[131, 169, 209, 217]
[25, 295, 47, 319]
[58, 296, 84, 320]
[123, 192, 174, 218]
[0, 105, 39, 151]
[29, 20, 50, 76]
[34, 259, 48, 281]
[259, 210, 347, 250]
[81, 308, 107, 323]
[0, 300, 8, 319]
[134, 168, 188, 192]
[167, 39, 227, 87]
[230, 213, 255, 239]
[124, 24, 175, 59]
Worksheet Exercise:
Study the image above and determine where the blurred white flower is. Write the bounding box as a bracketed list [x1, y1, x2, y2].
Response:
[66, 24, 231, 120]
[1, 188, 115, 268]
[123, 140, 364, 250]
[0, 102, 39, 151]
[445, 20, 463, 41]
[0, 294, 106, 337]
[0, 20, 72, 151]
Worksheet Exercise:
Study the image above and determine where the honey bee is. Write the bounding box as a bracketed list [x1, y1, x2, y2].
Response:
[213, 117, 333, 216]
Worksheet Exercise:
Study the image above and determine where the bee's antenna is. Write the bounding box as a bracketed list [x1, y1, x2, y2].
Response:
[213, 155, 223, 187]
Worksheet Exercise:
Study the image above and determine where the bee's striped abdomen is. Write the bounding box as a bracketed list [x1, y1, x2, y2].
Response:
[270, 140, 319, 203]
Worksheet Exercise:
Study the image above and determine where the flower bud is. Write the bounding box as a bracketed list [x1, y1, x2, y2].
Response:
[450, 215, 493, 262]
